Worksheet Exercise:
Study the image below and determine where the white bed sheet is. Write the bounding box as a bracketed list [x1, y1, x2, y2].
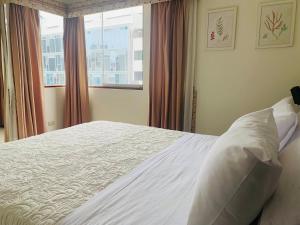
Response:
[62, 133, 218, 225]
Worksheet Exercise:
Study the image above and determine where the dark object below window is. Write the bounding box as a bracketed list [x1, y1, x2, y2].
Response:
[291, 86, 300, 105]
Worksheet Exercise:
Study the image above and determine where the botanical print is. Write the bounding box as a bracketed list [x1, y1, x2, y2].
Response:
[263, 11, 288, 40]
[210, 16, 229, 42]
[207, 7, 237, 49]
[257, 1, 296, 48]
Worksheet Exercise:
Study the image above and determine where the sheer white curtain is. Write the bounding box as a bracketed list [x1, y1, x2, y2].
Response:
[183, 0, 198, 132]
[0, 4, 18, 141]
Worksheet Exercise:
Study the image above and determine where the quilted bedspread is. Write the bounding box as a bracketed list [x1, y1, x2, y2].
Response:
[0, 121, 183, 225]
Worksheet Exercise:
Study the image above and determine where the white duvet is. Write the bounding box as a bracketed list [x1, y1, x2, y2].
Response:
[0, 121, 184, 225]
[62, 133, 217, 225]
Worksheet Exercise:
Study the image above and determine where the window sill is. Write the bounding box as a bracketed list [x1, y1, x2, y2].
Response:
[89, 84, 143, 90]
[44, 85, 65, 88]
[44, 84, 143, 90]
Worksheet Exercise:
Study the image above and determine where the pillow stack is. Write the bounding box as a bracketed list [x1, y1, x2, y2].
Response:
[188, 109, 282, 225]
[259, 133, 300, 225]
[272, 97, 298, 151]
[259, 110, 300, 225]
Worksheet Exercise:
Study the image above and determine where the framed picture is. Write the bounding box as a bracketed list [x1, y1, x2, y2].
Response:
[257, 0, 296, 48]
[207, 6, 238, 50]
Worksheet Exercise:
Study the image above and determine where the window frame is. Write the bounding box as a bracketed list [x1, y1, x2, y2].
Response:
[88, 84, 143, 90]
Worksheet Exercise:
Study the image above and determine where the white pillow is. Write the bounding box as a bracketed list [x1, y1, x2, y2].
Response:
[272, 97, 298, 151]
[284, 112, 300, 146]
[188, 109, 282, 225]
[259, 129, 300, 225]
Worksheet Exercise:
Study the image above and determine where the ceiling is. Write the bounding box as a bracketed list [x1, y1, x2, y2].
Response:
[54, 0, 108, 5]
[9, 0, 165, 17]
[8, 0, 110, 16]
[54, 0, 85, 4]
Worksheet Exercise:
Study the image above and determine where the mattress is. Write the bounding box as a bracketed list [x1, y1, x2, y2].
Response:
[0, 121, 184, 225]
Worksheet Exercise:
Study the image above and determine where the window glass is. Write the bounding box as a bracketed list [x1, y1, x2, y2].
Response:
[134, 50, 143, 60]
[85, 6, 143, 86]
[40, 11, 65, 86]
[84, 13, 103, 86]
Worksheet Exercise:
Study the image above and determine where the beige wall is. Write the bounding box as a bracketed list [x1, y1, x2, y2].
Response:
[44, 0, 300, 135]
[44, 87, 65, 131]
[195, 0, 300, 135]
[88, 87, 148, 126]
[44, 84, 149, 131]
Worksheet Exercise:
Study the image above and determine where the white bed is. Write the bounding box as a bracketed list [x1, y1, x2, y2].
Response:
[0, 121, 217, 225]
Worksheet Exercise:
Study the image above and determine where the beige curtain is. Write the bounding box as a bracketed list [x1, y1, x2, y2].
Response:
[149, 0, 199, 132]
[63, 16, 90, 128]
[0, 4, 18, 142]
[0, 22, 4, 127]
[149, 0, 186, 131]
[183, 0, 198, 132]
[8, 4, 46, 139]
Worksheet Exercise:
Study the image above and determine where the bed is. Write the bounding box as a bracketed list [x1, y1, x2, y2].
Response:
[0, 121, 218, 225]
[1, 98, 297, 225]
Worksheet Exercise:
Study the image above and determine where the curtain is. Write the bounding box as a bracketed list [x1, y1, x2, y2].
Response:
[63, 16, 90, 128]
[149, 0, 186, 131]
[0, 21, 4, 127]
[8, 4, 46, 139]
[183, 0, 198, 132]
[149, 0, 198, 132]
[0, 4, 18, 141]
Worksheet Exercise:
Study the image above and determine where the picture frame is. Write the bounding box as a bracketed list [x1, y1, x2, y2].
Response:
[207, 6, 238, 50]
[256, 0, 297, 48]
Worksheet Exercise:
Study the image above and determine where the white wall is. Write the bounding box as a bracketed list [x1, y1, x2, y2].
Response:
[195, 0, 300, 135]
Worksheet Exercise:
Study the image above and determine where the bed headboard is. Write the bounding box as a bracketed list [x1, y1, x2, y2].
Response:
[291, 86, 300, 105]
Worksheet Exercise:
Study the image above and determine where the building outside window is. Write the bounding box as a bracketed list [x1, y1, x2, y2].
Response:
[39, 6, 144, 88]
[134, 71, 143, 82]
[84, 6, 144, 87]
[40, 11, 65, 86]
[134, 50, 143, 60]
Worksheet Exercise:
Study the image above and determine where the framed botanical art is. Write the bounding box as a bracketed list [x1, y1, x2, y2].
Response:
[207, 7, 238, 50]
[257, 0, 296, 48]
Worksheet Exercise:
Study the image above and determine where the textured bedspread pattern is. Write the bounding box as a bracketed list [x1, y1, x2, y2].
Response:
[0, 121, 183, 225]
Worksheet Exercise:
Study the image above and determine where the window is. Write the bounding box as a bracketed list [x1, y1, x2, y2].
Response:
[40, 11, 65, 86]
[84, 6, 144, 87]
[134, 50, 143, 60]
[134, 71, 143, 82]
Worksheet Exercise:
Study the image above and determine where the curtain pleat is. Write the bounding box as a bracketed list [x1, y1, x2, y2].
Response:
[63, 16, 90, 128]
[0, 4, 18, 142]
[183, 0, 198, 132]
[149, 0, 186, 131]
[149, 0, 198, 132]
[8, 4, 46, 139]
[0, 27, 4, 127]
